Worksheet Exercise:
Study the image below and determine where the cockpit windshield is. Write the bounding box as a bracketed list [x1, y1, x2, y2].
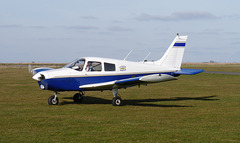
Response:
[63, 58, 85, 71]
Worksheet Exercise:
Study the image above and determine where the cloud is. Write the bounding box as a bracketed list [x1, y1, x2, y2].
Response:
[229, 41, 240, 45]
[136, 11, 218, 21]
[222, 14, 240, 19]
[38, 37, 75, 41]
[108, 26, 134, 32]
[0, 24, 22, 28]
[67, 25, 98, 30]
[0, 24, 48, 29]
[29, 26, 48, 29]
[80, 16, 97, 20]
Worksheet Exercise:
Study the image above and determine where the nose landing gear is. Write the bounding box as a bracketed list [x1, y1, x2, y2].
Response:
[48, 91, 59, 105]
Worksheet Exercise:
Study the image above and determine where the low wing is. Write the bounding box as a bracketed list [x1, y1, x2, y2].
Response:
[79, 69, 204, 90]
[115, 77, 141, 85]
[79, 76, 142, 90]
[79, 81, 116, 89]
[79, 74, 178, 90]
[173, 69, 204, 75]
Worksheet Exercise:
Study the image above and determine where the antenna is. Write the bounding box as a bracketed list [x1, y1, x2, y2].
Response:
[123, 50, 133, 61]
[143, 52, 151, 62]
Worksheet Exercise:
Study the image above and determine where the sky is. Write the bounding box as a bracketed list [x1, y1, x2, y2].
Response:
[0, 0, 240, 63]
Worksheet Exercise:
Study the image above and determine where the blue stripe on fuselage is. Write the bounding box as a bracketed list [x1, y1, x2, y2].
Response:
[38, 73, 175, 91]
[33, 68, 53, 74]
[173, 43, 185, 46]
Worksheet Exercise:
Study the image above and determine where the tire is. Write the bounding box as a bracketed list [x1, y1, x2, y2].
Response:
[48, 95, 59, 105]
[73, 93, 83, 103]
[112, 96, 122, 106]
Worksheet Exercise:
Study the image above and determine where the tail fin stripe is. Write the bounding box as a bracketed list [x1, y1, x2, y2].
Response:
[173, 43, 186, 46]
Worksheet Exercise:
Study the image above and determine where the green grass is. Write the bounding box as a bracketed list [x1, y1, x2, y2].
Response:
[0, 66, 239, 142]
[182, 63, 240, 72]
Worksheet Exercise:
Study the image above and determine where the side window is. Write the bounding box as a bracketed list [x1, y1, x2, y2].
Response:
[85, 61, 102, 72]
[104, 63, 116, 71]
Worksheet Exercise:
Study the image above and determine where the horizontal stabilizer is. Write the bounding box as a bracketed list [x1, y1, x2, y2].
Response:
[174, 69, 204, 75]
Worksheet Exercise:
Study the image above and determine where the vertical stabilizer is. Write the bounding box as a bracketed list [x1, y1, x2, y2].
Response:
[155, 35, 188, 70]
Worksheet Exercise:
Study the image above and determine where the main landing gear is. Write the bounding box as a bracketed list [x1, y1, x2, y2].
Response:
[73, 91, 84, 103]
[112, 86, 122, 106]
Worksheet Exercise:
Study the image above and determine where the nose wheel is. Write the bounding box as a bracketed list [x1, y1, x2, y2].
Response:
[48, 92, 59, 105]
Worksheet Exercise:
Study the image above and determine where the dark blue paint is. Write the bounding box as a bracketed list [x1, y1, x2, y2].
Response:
[37, 69, 203, 92]
[34, 68, 53, 74]
[173, 69, 204, 75]
[173, 43, 186, 46]
[38, 73, 165, 91]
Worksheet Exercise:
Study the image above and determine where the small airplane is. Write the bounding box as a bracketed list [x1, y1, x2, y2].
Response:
[31, 34, 204, 106]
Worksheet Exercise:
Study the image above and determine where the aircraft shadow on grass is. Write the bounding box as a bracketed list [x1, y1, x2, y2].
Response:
[60, 95, 219, 107]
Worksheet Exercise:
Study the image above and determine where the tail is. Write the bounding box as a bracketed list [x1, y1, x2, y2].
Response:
[155, 34, 187, 70]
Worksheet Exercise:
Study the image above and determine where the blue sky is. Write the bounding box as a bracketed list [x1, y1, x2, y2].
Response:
[0, 0, 240, 63]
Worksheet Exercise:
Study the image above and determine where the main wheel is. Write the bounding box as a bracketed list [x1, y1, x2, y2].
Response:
[73, 93, 83, 103]
[48, 95, 59, 105]
[112, 96, 122, 106]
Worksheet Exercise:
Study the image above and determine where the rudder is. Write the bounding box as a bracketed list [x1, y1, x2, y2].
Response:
[155, 35, 188, 70]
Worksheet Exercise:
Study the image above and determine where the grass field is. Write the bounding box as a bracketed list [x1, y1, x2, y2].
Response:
[0, 64, 239, 142]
